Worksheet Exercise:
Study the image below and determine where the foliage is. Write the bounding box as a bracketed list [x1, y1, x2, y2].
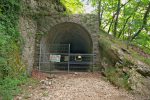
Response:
[132, 32, 150, 54]
[131, 47, 150, 66]
[99, 32, 150, 66]
[0, 76, 28, 100]
[0, 1, 27, 98]
[60, 0, 84, 14]
[86, 0, 150, 54]
[103, 67, 131, 90]
[0, 0, 25, 78]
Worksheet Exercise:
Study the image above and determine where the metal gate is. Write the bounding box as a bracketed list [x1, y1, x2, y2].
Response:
[38, 44, 95, 73]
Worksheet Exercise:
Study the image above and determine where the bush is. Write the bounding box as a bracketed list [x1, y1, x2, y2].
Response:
[0, 76, 28, 99]
[0, 0, 25, 78]
[0, 1, 27, 99]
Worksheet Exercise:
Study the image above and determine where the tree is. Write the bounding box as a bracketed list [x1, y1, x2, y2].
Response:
[130, 2, 150, 41]
[113, 0, 121, 37]
[60, 0, 84, 14]
[86, 0, 150, 52]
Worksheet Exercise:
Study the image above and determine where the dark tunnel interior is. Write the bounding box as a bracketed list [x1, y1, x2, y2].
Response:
[50, 22, 93, 54]
[40, 22, 93, 71]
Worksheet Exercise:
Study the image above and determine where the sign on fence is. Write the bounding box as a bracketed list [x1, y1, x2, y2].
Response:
[49, 55, 61, 62]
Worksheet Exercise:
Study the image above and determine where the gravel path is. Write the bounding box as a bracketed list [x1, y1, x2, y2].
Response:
[15, 72, 138, 100]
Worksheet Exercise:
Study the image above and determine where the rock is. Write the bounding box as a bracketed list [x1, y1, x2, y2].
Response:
[40, 79, 52, 86]
[16, 96, 22, 100]
[121, 48, 130, 54]
[136, 61, 150, 77]
[24, 94, 32, 99]
[40, 80, 45, 84]
[41, 86, 47, 90]
[47, 74, 56, 79]
[29, 86, 32, 88]
[129, 69, 144, 90]
[45, 80, 52, 86]
[129, 68, 150, 98]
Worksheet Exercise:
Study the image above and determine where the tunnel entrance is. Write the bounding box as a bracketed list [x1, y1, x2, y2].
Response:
[39, 22, 94, 73]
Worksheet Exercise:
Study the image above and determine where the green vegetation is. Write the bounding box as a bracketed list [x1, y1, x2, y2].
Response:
[131, 48, 150, 66]
[87, 0, 150, 54]
[0, 0, 149, 99]
[103, 67, 131, 90]
[0, 76, 38, 100]
[101, 32, 150, 66]
[98, 32, 150, 90]
[132, 32, 150, 55]
[0, 76, 27, 100]
[60, 0, 84, 14]
[0, 0, 27, 99]
[0, 0, 25, 78]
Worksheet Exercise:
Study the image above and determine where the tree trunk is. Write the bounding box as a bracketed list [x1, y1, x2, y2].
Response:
[107, 0, 131, 34]
[103, 19, 111, 29]
[98, 0, 102, 28]
[118, 16, 131, 38]
[130, 2, 150, 41]
[108, 13, 115, 34]
[113, 0, 121, 37]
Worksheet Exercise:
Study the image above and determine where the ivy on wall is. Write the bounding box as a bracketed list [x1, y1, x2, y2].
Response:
[0, 0, 25, 79]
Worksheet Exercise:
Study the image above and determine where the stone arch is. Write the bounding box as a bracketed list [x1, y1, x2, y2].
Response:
[41, 22, 93, 54]
[34, 14, 100, 70]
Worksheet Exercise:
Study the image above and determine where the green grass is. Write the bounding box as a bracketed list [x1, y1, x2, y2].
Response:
[0, 76, 29, 100]
[103, 67, 131, 90]
[101, 34, 150, 66]
[130, 48, 150, 66]
[135, 54, 150, 66]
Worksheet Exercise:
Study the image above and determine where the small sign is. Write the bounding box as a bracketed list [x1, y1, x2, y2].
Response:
[64, 56, 69, 62]
[49, 55, 61, 62]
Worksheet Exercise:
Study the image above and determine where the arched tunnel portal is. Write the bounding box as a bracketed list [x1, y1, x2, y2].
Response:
[47, 22, 92, 53]
[39, 22, 94, 72]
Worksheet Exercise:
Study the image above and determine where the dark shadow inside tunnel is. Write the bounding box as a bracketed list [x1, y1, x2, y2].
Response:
[50, 22, 93, 54]
[40, 22, 93, 72]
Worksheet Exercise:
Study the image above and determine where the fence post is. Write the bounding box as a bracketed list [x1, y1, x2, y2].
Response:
[68, 44, 70, 73]
[39, 43, 42, 71]
[92, 54, 94, 73]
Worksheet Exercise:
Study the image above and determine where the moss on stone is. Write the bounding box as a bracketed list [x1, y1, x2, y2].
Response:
[103, 67, 131, 90]
[98, 33, 150, 95]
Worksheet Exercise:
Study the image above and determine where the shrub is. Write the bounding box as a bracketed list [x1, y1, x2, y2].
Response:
[0, 76, 27, 99]
[0, 1, 27, 99]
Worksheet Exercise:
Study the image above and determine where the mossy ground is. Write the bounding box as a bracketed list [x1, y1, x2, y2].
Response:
[98, 32, 150, 91]
[0, 77, 39, 100]
[99, 32, 150, 66]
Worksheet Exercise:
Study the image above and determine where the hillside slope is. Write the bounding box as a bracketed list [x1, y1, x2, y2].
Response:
[98, 30, 150, 98]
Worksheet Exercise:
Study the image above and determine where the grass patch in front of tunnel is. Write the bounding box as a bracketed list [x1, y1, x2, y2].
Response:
[103, 67, 131, 90]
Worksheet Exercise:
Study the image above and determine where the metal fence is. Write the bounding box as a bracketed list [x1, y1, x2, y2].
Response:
[37, 44, 95, 73]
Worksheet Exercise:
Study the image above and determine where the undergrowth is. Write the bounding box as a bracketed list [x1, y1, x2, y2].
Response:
[0, 76, 27, 100]
[130, 45, 150, 66]
[103, 67, 131, 90]
[0, 0, 28, 99]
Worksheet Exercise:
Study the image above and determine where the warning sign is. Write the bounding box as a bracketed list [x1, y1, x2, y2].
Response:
[49, 55, 61, 62]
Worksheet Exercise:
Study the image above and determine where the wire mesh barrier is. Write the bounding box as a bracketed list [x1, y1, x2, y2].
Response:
[36, 44, 95, 73]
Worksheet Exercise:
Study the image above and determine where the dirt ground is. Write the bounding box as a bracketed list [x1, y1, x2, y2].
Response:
[15, 72, 140, 100]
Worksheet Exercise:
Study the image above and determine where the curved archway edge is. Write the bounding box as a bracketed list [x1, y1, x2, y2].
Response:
[34, 14, 100, 70]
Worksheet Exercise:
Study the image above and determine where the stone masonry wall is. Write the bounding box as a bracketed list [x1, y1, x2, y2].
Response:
[19, 0, 65, 75]
[20, 0, 100, 75]
[35, 14, 100, 69]
[19, 16, 37, 75]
